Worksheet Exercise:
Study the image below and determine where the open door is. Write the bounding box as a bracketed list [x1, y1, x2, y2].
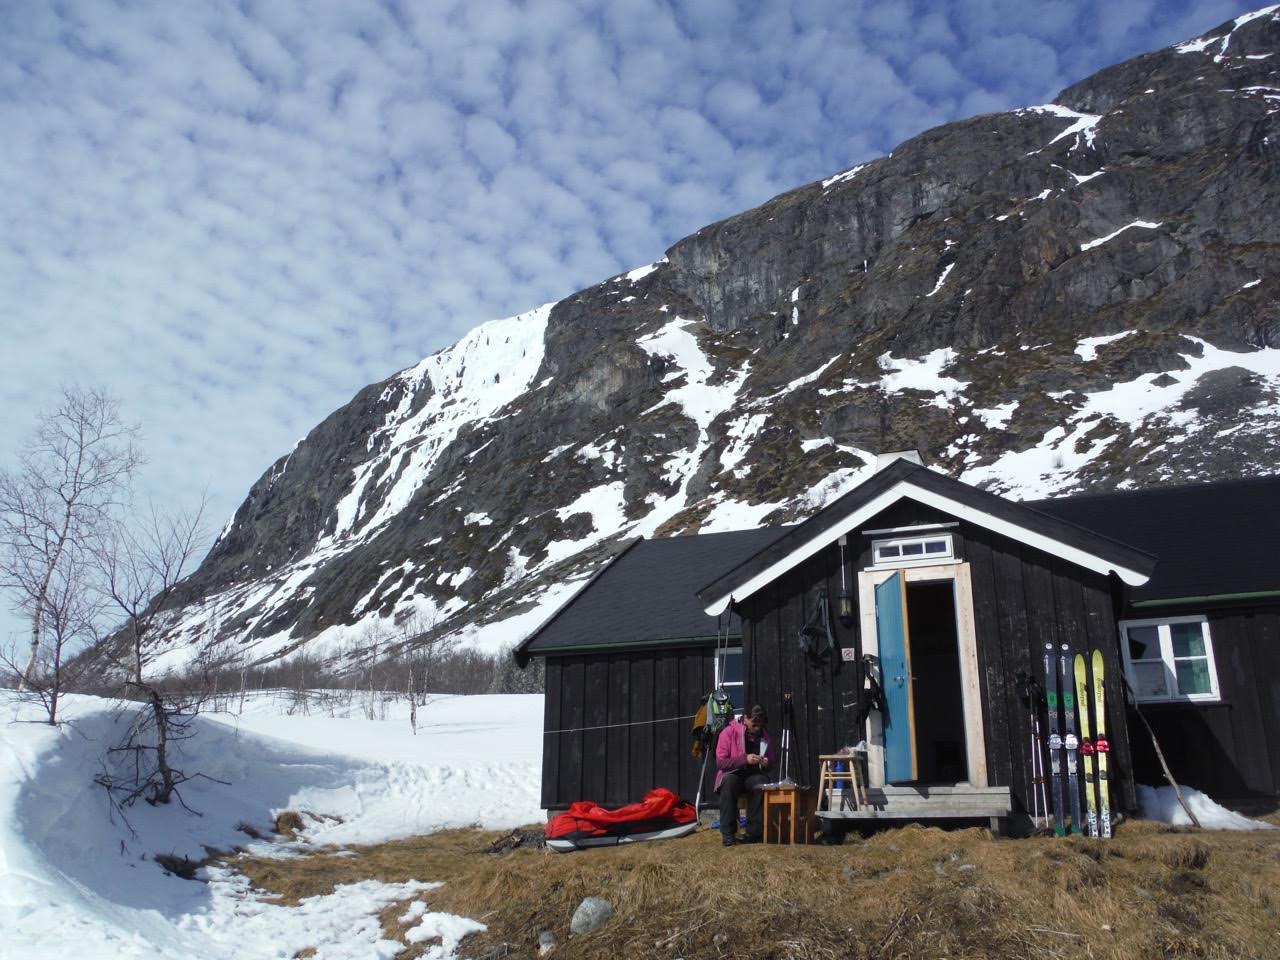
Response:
[875, 572, 917, 783]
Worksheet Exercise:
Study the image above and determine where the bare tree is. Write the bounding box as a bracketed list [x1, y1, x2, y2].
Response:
[93, 498, 213, 808]
[1, 547, 103, 721]
[95, 496, 208, 685]
[0, 386, 141, 714]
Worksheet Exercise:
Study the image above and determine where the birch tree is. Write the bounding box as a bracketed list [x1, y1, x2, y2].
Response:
[0, 387, 141, 706]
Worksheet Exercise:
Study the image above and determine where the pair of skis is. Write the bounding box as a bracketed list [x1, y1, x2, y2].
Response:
[1041, 644, 1111, 837]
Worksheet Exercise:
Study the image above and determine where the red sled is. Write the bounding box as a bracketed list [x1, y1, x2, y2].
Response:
[544, 787, 698, 852]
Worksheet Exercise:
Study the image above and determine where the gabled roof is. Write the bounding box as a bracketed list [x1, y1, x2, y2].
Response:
[1029, 474, 1280, 606]
[697, 459, 1156, 615]
[514, 525, 792, 665]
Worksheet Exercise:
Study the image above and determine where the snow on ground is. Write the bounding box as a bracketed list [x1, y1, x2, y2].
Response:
[1138, 784, 1275, 831]
[1, 691, 543, 960]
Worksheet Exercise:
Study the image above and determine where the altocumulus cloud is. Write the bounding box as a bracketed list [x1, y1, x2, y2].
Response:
[0, 0, 1256, 641]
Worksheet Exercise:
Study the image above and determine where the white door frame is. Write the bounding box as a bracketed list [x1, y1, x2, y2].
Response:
[857, 562, 988, 788]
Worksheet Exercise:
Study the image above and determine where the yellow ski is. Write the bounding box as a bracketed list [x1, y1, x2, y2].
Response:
[1074, 653, 1098, 837]
[1092, 648, 1112, 838]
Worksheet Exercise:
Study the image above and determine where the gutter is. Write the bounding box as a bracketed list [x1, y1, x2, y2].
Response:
[523, 633, 740, 658]
[1131, 589, 1280, 609]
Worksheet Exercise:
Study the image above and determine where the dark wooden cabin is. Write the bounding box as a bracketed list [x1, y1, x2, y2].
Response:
[516, 460, 1280, 827]
[1033, 476, 1280, 801]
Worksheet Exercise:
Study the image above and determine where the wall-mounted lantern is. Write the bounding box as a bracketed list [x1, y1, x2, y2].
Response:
[837, 536, 855, 628]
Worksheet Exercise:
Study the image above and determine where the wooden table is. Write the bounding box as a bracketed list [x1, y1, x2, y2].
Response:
[761, 784, 817, 845]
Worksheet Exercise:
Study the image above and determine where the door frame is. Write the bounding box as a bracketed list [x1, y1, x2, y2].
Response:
[858, 562, 988, 788]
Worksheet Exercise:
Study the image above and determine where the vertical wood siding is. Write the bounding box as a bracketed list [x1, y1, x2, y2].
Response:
[1129, 606, 1280, 798]
[540, 646, 713, 809]
[742, 518, 1139, 819]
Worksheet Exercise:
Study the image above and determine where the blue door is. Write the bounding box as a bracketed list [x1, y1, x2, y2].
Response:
[876, 573, 917, 783]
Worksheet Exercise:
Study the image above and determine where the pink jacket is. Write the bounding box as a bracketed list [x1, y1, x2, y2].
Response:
[714, 718, 778, 790]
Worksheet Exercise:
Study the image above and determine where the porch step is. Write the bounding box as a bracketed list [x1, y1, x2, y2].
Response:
[817, 783, 1012, 820]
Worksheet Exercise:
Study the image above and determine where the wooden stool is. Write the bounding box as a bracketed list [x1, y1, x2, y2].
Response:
[761, 784, 817, 845]
[817, 752, 867, 811]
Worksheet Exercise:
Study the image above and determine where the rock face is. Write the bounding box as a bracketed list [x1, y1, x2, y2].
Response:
[144, 10, 1280, 674]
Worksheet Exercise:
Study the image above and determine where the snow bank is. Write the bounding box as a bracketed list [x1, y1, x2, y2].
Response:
[1, 692, 543, 959]
[1137, 784, 1275, 831]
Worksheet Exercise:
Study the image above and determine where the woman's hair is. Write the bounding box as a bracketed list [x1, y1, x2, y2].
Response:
[745, 704, 768, 726]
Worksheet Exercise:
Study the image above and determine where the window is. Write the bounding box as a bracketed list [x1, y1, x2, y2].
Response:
[715, 647, 743, 708]
[871, 533, 954, 567]
[1120, 616, 1221, 703]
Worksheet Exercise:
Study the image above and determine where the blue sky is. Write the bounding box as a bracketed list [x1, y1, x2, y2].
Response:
[0, 0, 1261, 645]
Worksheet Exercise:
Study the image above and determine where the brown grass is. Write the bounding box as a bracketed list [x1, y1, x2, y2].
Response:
[227, 816, 1280, 960]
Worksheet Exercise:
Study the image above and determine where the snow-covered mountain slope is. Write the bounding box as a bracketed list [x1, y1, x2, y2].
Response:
[0, 692, 543, 960]
[141, 7, 1280, 674]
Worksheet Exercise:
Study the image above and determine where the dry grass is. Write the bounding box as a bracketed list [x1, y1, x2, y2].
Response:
[227, 815, 1280, 960]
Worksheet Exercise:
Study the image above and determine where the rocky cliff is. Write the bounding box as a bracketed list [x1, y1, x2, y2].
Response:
[143, 8, 1280, 674]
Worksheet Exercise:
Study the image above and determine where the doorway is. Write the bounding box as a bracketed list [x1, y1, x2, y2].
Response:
[905, 580, 968, 784]
[859, 562, 988, 789]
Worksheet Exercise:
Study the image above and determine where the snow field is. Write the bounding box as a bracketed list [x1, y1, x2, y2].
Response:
[1, 692, 544, 960]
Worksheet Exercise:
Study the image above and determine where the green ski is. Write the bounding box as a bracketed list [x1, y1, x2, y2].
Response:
[1092, 648, 1112, 838]
[1074, 653, 1099, 837]
[1060, 646, 1083, 835]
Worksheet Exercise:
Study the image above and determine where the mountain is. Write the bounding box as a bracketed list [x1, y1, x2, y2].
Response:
[143, 8, 1280, 675]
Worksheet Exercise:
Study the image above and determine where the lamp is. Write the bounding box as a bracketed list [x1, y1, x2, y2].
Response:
[837, 537, 855, 628]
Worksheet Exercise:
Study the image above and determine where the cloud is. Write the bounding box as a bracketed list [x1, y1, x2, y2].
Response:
[0, 0, 1262, 648]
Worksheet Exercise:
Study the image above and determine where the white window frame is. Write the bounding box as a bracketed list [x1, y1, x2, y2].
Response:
[715, 646, 744, 707]
[1118, 615, 1221, 704]
[870, 532, 954, 569]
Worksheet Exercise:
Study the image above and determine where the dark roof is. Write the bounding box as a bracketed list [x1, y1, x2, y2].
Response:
[697, 459, 1156, 611]
[1029, 474, 1280, 604]
[515, 525, 791, 664]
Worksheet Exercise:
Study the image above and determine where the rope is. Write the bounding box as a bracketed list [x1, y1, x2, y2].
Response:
[544, 712, 698, 736]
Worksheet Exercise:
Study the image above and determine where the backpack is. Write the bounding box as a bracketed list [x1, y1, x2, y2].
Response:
[690, 688, 735, 758]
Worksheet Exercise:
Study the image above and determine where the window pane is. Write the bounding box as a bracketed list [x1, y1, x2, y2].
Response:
[1127, 625, 1160, 661]
[723, 682, 743, 708]
[1176, 659, 1212, 696]
[720, 650, 743, 685]
[925, 540, 947, 554]
[1171, 622, 1206, 658]
[901, 542, 924, 556]
[1134, 661, 1168, 699]
[880, 544, 901, 558]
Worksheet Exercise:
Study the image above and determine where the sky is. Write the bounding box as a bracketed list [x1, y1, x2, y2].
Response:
[0, 0, 1262, 645]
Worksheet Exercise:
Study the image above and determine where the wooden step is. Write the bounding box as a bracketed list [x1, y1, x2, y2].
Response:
[817, 783, 1012, 820]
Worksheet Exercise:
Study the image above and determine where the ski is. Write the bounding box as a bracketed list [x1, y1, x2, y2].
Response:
[1074, 653, 1099, 837]
[1060, 645, 1083, 835]
[1092, 648, 1112, 838]
[1044, 644, 1066, 836]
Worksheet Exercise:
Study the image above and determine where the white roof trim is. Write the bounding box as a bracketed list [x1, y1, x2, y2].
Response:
[702, 480, 1151, 615]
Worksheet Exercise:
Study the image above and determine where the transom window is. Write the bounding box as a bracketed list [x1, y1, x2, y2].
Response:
[715, 647, 743, 708]
[1120, 616, 1220, 703]
[871, 532, 954, 567]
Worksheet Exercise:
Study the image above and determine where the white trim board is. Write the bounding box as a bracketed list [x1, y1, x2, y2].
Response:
[703, 481, 1150, 615]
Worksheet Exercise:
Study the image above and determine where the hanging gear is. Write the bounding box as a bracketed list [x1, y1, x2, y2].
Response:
[694, 611, 737, 809]
[798, 587, 841, 669]
[853, 654, 886, 729]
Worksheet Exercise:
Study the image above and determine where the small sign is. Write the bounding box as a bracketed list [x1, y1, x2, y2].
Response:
[841, 648, 857, 662]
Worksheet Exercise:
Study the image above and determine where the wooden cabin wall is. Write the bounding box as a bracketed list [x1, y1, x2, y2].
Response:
[962, 526, 1138, 817]
[739, 543, 864, 791]
[739, 507, 1138, 822]
[540, 647, 714, 809]
[1127, 604, 1280, 799]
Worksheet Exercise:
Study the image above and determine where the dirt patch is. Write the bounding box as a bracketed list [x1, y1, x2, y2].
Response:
[226, 817, 1280, 960]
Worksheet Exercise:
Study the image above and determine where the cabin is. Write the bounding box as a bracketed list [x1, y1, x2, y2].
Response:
[515, 457, 1280, 831]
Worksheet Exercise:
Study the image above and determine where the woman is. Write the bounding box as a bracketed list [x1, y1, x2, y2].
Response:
[715, 704, 777, 845]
